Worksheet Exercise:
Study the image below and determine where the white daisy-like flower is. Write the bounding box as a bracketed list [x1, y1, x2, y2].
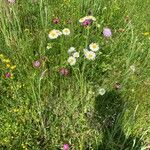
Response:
[79, 17, 86, 23]
[98, 88, 106, 95]
[68, 47, 76, 54]
[89, 43, 99, 52]
[79, 16, 96, 23]
[84, 50, 96, 60]
[73, 52, 80, 58]
[86, 16, 96, 21]
[62, 28, 70, 35]
[48, 29, 61, 39]
[67, 56, 76, 66]
[55, 30, 62, 36]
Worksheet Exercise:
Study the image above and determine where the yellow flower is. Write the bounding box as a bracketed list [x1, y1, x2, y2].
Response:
[3, 59, 10, 63]
[143, 32, 149, 36]
[6, 64, 11, 68]
[10, 65, 16, 70]
[0, 54, 4, 59]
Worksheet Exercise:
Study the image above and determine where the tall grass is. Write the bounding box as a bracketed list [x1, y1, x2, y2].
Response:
[0, 0, 149, 149]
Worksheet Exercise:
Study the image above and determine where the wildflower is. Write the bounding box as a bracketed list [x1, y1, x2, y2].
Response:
[67, 56, 76, 65]
[5, 72, 11, 78]
[8, 0, 16, 3]
[114, 82, 121, 90]
[79, 16, 96, 23]
[10, 65, 16, 70]
[142, 32, 150, 36]
[73, 52, 79, 58]
[3, 59, 10, 63]
[130, 65, 136, 72]
[63, 144, 69, 150]
[86, 16, 96, 21]
[62, 28, 70, 35]
[48, 29, 62, 39]
[103, 27, 112, 38]
[98, 88, 106, 95]
[6, 64, 11, 68]
[68, 47, 76, 54]
[89, 43, 99, 52]
[33, 60, 41, 68]
[59, 68, 69, 76]
[84, 50, 96, 60]
[52, 18, 60, 24]
[82, 19, 92, 27]
[0, 54, 4, 58]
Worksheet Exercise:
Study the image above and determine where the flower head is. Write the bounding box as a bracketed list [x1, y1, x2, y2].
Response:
[98, 88, 106, 95]
[89, 43, 99, 52]
[114, 82, 121, 90]
[62, 28, 70, 35]
[67, 56, 76, 66]
[5, 72, 11, 78]
[59, 68, 69, 76]
[82, 19, 92, 27]
[48, 29, 62, 39]
[52, 18, 60, 24]
[79, 16, 96, 23]
[68, 47, 76, 54]
[8, 0, 16, 3]
[84, 50, 96, 60]
[33, 60, 41, 68]
[63, 144, 69, 150]
[73, 52, 80, 58]
[103, 28, 112, 38]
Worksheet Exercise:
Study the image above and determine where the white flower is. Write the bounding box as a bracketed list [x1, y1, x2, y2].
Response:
[8, 0, 16, 3]
[130, 65, 136, 72]
[89, 43, 99, 52]
[73, 52, 80, 58]
[68, 47, 76, 54]
[98, 88, 106, 95]
[62, 28, 70, 35]
[55, 30, 62, 36]
[84, 50, 96, 60]
[48, 29, 61, 39]
[67, 56, 76, 66]
[79, 16, 96, 23]
[86, 16, 96, 21]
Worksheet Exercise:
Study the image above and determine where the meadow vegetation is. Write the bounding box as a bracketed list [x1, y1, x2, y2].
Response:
[0, 0, 150, 149]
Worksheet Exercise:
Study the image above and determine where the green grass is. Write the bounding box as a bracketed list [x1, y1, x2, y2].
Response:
[0, 0, 150, 149]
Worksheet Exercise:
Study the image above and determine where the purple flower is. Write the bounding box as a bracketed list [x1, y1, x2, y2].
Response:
[103, 28, 112, 38]
[63, 144, 69, 150]
[59, 68, 69, 76]
[52, 18, 60, 24]
[5, 72, 11, 78]
[33, 60, 41, 68]
[82, 19, 92, 27]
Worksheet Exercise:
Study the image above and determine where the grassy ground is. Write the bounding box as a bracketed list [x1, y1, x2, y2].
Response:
[0, 0, 150, 149]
